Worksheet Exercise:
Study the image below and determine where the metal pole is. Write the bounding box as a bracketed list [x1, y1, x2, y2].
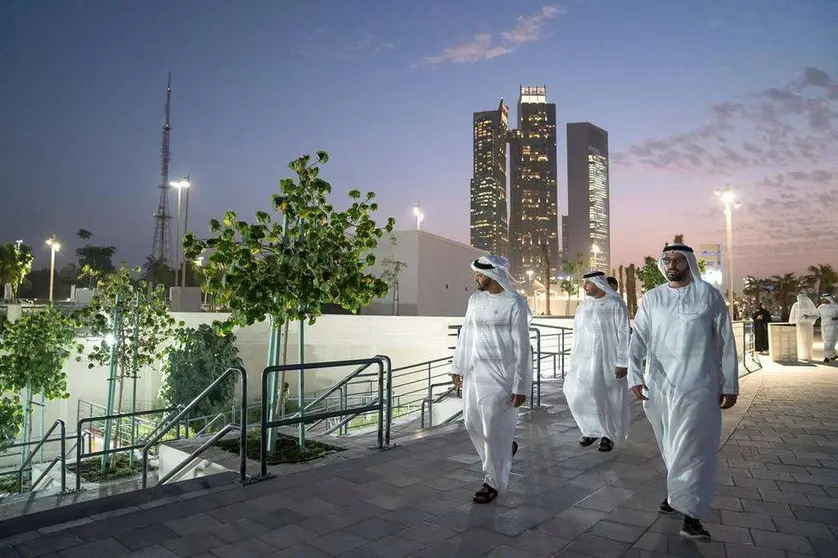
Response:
[266, 317, 280, 455]
[725, 206, 734, 322]
[101, 294, 120, 471]
[181, 182, 190, 288]
[48, 245, 56, 303]
[40, 392, 45, 461]
[175, 187, 182, 285]
[238, 368, 247, 484]
[260, 370, 269, 478]
[129, 292, 140, 467]
[59, 420, 66, 492]
[19, 384, 31, 486]
[297, 317, 305, 448]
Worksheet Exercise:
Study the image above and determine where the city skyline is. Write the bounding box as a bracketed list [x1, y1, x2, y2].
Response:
[0, 1, 835, 286]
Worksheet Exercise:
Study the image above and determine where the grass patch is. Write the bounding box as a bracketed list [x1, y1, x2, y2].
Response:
[68, 454, 145, 483]
[216, 429, 344, 465]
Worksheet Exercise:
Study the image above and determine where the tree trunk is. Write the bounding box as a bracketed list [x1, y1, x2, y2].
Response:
[110, 366, 126, 471]
[277, 319, 290, 419]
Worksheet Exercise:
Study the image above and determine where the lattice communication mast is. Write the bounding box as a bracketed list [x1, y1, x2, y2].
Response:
[151, 72, 173, 264]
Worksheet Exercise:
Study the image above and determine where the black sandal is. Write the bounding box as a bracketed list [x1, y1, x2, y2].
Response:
[473, 483, 499, 504]
[598, 438, 614, 452]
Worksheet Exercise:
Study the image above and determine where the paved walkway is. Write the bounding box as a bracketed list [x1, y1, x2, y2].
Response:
[2, 360, 838, 557]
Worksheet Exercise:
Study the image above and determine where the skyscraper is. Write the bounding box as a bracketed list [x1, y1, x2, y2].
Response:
[566, 122, 610, 272]
[509, 86, 559, 280]
[470, 100, 509, 257]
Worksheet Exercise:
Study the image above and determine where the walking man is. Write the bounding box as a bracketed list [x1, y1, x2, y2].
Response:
[564, 271, 631, 452]
[451, 255, 532, 504]
[628, 243, 738, 540]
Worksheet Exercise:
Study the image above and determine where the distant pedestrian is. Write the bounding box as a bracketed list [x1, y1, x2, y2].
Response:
[451, 255, 532, 504]
[628, 243, 738, 540]
[752, 302, 771, 354]
[818, 294, 838, 362]
[790, 292, 818, 361]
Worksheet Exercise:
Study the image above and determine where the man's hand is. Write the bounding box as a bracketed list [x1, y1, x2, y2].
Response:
[451, 374, 462, 389]
[511, 394, 527, 408]
[615, 367, 628, 379]
[720, 394, 738, 409]
[630, 384, 648, 401]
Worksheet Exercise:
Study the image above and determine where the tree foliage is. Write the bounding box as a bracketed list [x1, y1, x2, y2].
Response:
[160, 325, 243, 419]
[0, 243, 34, 302]
[75, 230, 116, 285]
[0, 308, 76, 450]
[183, 151, 395, 332]
[77, 266, 181, 378]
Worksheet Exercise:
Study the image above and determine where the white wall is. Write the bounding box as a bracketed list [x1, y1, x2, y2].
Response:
[364, 230, 486, 317]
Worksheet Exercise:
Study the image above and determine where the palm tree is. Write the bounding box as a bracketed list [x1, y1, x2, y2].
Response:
[805, 264, 837, 297]
[769, 273, 800, 321]
[77, 229, 92, 241]
[743, 276, 772, 306]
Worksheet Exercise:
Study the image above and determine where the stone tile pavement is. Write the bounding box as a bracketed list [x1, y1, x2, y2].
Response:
[2, 359, 838, 557]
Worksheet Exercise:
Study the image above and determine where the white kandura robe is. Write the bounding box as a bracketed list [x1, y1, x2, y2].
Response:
[818, 302, 838, 360]
[628, 282, 738, 520]
[452, 290, 532, 492]
[790, 300, 817, 361]
[564, 294, 632, 444]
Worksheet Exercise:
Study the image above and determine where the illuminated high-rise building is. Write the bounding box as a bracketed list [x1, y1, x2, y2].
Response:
[470, 100, 509, 257]
[508, 86, 559, 280]
[566, 122, 610, 272]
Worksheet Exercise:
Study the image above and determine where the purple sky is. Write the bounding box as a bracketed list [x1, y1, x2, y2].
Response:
[1, 0, 836, 285]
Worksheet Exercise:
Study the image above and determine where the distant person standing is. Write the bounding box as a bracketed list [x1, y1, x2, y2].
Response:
[752, 302, 772, 354]
[451, 255, 532, 504]
[628, 243, 738, 541]
[818, 294, 838, 362]
[790, 292, 819, 361]
[607, 276, 619, 293]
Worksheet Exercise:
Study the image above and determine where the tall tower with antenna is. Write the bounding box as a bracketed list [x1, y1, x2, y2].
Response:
[151, 72, 173, 265]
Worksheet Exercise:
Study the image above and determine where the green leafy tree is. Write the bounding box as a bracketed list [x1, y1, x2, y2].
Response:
[743, 276, 772, 306]
[183, 151, 395, 437]
[76, 265, 182, 467]
[0, 308, 76, 455]
[640, 256, 665, 292]
[141, 255, 174, 289]
[160, 325, 243, 421]
[0, 243, 34, 302]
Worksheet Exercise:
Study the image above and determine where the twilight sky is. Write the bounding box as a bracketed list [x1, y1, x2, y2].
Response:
[1, 0, 836, 284]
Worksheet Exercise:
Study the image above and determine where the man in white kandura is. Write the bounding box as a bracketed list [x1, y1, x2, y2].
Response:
[628, 243, 738, 541]
[790, 292, 819, 362]
[818, 294, 838, 363]
[564, 271, 632, 453]
[451, 255, 532, 504]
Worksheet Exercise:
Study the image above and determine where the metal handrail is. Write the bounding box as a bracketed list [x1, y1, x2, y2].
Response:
[259, 356, 389, 478]
[17, 419, 66, 494]
[284, 360, 378, 419]
[156, 425, 235, 486]
[142, 367, 248, 489]
[76, 407, 181, 491]
[420, 381, 458, 429]
[194, 413, 227, 437]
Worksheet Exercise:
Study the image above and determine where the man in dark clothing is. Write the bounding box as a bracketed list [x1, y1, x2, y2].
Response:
[753, 302, 771, 354]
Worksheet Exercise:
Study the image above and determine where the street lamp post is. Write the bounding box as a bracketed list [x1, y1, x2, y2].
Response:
[715, 185, 741, 322]
[170, 177, 191, 287]
[412, 201, 424, 230]
[46, 235, 61, 303]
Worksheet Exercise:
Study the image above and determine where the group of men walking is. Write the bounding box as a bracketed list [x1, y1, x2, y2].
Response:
[451, 243, 739, 541]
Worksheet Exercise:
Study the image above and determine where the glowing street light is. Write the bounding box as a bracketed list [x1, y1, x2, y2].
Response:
[412, 201, 424, 230]
[715, 185, 741, 321]
[170, 176, 191, 287]
[46, 235, 61, 303]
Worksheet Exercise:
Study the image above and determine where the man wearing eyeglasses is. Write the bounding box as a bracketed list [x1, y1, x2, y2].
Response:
[628, 243, 738, 541]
